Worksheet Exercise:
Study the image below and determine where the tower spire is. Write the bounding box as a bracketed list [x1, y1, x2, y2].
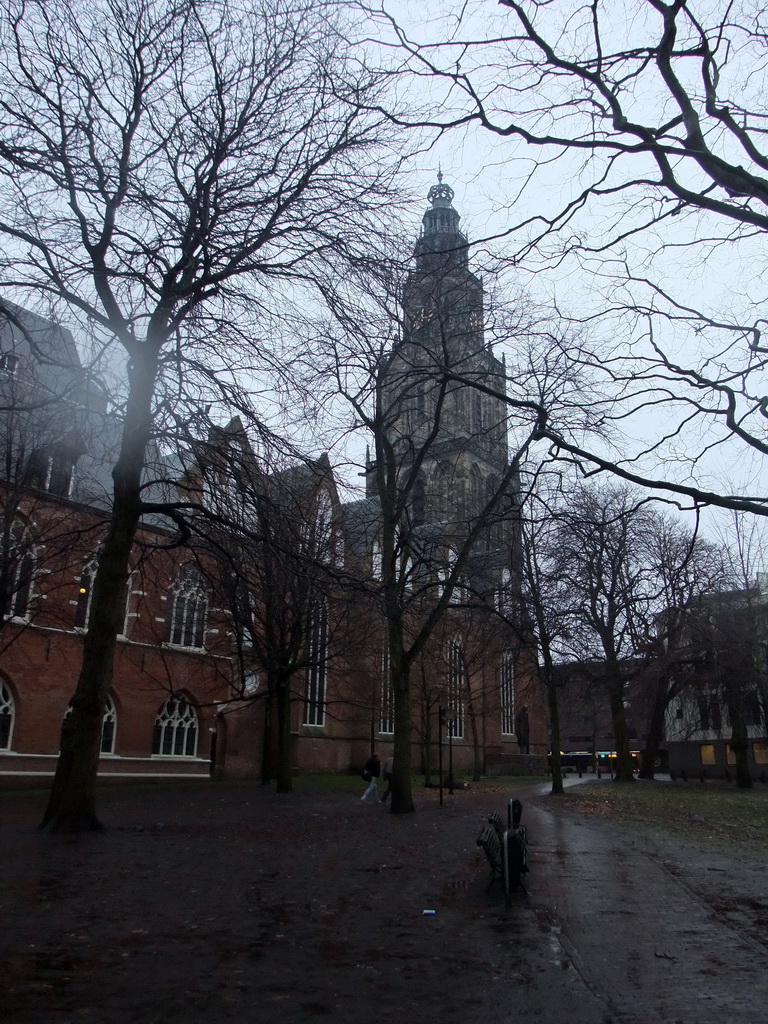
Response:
[415, 174, 467, 270]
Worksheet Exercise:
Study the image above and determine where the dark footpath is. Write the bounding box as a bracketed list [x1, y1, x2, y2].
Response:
[2, 778, 767, 1024]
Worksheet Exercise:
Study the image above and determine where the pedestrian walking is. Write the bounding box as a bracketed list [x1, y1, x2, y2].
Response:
[360, 751, 381, 803]
[380, 754, 394, 803]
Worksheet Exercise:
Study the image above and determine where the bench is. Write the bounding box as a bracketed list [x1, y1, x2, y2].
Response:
[478, 800, 530, 904]
[487, 810, 505, 839]
[476, 823, 503, 885]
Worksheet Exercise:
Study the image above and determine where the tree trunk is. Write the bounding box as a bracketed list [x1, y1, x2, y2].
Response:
[390, 632, 415, 813]
[40, 343, 159, 832]
[546, 673, 564, 795]
[728, 700, 753, 789]
[606, 664, 635, 783]
[422, 692, 433, 786]
[260, 689, 273, 785]
[275, 671, 293, 794]
[639, 678, 668, 780]
[466, 676, 482, 782]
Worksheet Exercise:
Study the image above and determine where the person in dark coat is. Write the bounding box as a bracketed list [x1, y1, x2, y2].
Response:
[361, 751, 381, 803]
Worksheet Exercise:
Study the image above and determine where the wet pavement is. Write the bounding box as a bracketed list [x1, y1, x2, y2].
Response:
[524, 782, 768, 1022]
[1, 777, 766, 1023]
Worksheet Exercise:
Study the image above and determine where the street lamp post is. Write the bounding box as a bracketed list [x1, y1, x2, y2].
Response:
[438, 706, 445, 807]
[447, 705, 457, 795]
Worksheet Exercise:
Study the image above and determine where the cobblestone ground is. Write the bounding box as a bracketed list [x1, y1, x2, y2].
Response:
[1, 778, 766, 1024]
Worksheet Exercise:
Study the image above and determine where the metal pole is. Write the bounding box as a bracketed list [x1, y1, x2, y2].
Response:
[449, 727, 454, 794]
[448, 706, 455, 795]
[438, 706, 444, 807]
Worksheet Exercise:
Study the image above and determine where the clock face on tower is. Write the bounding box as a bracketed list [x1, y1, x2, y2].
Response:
[412, 307, 434, 329]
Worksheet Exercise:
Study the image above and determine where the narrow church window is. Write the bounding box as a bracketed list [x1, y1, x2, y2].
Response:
[304, 597, 328, 726]
[152, 694, 198, 757]
[447, 637, 465, 739]
[47, 452, 74, 497]
[100, 695, 117, 753]
[314, 489, 334, 562]
[501, 651, 515, 736]
[4, 520, 34, 620]
[447, 548, 465, 603]
[379, 646, 394, 734]
[371, 539, 382, 580]
[412, 473, 426, 526]
[497, 568, 512, 614]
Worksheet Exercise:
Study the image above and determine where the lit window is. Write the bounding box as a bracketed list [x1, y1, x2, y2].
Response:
[753, 742, 768, 765]
[152, 694, 198, 757]
[74, 556, 98, 629]
[700, 744, 716, 766]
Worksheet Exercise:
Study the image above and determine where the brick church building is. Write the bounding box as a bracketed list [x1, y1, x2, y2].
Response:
[0, 181, 547, 787]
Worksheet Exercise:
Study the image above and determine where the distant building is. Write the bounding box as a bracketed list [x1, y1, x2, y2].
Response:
[664, 585, 768, 779]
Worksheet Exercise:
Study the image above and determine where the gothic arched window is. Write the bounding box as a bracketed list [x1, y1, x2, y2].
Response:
[497, 568, 512, 614]
[379, 646, 394, 735]
[304, 597, 328, 727]
[168, 566, 208, 648]
[446, 548, 464, 603]
[314, 489, 334, 562]
[152, 694, 198, 757]
[371, 539, 382, 580]
[412, 472, 426, 526]
[469, 466, 483, 511]
[0, 681, 15, 749]
[447, 636, 465, 739]
[501, 651, 515, 736]
[4, 520, 34, 620]
[428, 466, 446, 521]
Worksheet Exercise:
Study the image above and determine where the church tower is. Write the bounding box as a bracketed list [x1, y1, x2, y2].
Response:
[379, 177, 512, 556]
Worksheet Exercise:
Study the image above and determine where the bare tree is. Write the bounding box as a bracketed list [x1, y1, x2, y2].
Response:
[191, 419, 353, 795]
[553, 484, 662, 782]
[518, 486, 577, 794]
[363, 1, 768, 517]
[0, 0, 398, 831]
[308, 228, 546, 813]
[634, 514, 728, 778]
